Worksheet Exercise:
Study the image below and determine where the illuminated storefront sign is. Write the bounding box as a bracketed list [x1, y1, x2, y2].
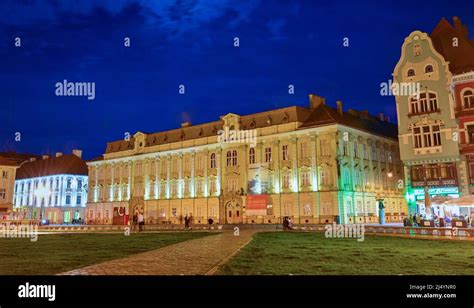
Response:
[413, 187, 459, 196]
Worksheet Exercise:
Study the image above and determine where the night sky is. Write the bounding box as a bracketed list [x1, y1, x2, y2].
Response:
[1, 0, 473, 160]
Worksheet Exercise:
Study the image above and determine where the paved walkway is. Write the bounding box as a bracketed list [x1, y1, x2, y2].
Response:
[61, 230, 255, 275]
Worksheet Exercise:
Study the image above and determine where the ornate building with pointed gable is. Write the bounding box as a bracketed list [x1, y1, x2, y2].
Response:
[394, 16, 474, 215]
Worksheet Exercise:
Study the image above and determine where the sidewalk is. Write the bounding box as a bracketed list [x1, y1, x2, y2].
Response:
[61, 230, 255, 275]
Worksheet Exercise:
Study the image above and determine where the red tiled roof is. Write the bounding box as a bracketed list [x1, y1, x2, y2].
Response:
[16, 154, 88, 180]
[0, 152, 42, 165]
[431, 17, 474, 74]
[301, 103, 398, 140]
[105, 106, 312, 154]
[0, 156, 18, 167]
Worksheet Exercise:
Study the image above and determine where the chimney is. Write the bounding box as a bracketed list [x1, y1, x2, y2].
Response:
[42, 155, 49, 160]
[384, 116, 390, 123]
[72, 149, 82, 158]
[181, 122, 191, 128]
[360, 110, 369, 119]
[453, 16, 468, 38]
[377, 113, 384, 121]
[336, 100, 343, 115]
[309, 94, 326, 110]
[55, 152, 63, 158]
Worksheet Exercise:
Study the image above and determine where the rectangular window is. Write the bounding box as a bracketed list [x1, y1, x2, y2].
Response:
[371, 145, 377, 160]
[66, 195, 71, 205]
[184, 157, 190, 172]
[433, 125, 441, 146]
[76, 195, 82, 205]
[210, 179, 216, 194]
[302, 172, 310, 187]
[320, 139, 328, 156]
[467, 125, 474, 144]
[283, 174, 290, 189]
[300, 142, 308, 158]
[410, 98, 419, 114]
[197, 156, 203, 170]
[353, 142, 359, 158]
[413, 127, 422, 148]
[362, 144, 367, 159]
[1, 171, 8, 179]
[197, 180, 202, 194]
[265, 147, 272, 163]
[423, 126, 432, 147]
[282, 145, 289, 161]
[343, 141, 348, 156]
[0, 188, 5, 199]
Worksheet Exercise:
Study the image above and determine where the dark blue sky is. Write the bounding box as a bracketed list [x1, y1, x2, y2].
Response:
[1, 0, 473, 159]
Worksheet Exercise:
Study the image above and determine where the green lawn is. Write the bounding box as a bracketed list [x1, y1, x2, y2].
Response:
[0, 232, 213, 275]
[218, 232, 474, 275]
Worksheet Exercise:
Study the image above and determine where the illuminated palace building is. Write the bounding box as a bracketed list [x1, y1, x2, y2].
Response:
[87, 94, 407, 225]
[12, 151, 88, 224]
[393, 17, 474, 215]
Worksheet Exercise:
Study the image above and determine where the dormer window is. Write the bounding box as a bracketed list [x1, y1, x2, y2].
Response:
[425, 65, 434, 73]
[266, 116, 272, 125]
[407, 69, 415, 77]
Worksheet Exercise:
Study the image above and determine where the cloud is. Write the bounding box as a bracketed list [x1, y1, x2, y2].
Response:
[0, 0, 261, 33]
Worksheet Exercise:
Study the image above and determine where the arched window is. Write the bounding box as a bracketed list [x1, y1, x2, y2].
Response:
[463, 90, 474, 108]
[249, 148, 256, 164]
[210, 153, 216, 168]
[407, 68, 415, 77]
[226, 151, 232, 166]
[425, 65, 434, 73]
[232, 150, 238, 166]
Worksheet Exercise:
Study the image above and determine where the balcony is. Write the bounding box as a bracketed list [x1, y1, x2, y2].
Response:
[460, 142, 474, 154]
[454, 106, 474, 117]
[411, 178, 458, 188]
[407, 108, 441, 118]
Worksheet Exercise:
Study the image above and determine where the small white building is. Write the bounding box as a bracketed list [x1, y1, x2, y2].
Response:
[13, 150, 88, 224]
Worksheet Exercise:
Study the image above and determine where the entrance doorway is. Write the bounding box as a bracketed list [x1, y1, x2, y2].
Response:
[226, 201, 242, 224]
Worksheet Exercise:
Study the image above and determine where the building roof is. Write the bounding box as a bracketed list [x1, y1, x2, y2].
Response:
[104, 105, 313, 155]
[101, 97, 396, 157]
[431, 17, 474, 74]
[0, 156, 18, 167]
[0, 152, 42, 166]
[300, 103, 398, 139]
[16, 154, 88, 180]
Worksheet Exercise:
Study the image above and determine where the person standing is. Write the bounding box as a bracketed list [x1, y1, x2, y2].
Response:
[138, 212, 144, 232]
[207, 217, 214, 230]
[184, 214, 189, 230]
[189, 214, 193, 230]
[132, 213, 138, 231]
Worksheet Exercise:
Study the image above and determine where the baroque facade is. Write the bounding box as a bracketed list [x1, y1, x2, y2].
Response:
[87, 95, 407, 225]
